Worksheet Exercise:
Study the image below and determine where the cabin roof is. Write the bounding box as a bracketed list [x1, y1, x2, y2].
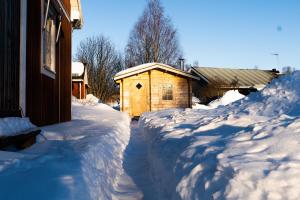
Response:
[191, 66, 278, 88]
[114, 63, 200, 81]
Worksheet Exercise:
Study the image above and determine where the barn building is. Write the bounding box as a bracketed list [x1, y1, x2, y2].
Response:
[190, 67, 279, 104]
[72, 62, 89, 99]
[0, 0, 83, 126]
[114, 63, 199, 117]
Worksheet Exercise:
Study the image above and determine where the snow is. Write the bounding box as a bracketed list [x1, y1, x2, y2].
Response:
[72, 61, 85, 76]
[192, 96, 201, 104]
[192, 90, 245, 110]
[115, 63, 162, 77]
[72, 94, 101, 105]
[139, 72, 300, 199]
[0, 117, 36, 137]
[0, 98, 131, 199]
[208, 90, 245, 108]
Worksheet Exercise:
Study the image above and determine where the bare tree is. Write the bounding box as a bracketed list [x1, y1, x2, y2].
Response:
[125, 0, 181, 67]
[76, 36, 124, 102]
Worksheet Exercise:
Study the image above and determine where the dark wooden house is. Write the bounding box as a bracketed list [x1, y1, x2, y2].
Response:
[0, 0, 83, 126]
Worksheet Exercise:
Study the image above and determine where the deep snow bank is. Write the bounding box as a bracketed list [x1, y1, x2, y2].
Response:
[192, 90, 245, 110]
[0, 98, 131, 200]
[140, 72, 300, 199]
[0, 117, 36, 137]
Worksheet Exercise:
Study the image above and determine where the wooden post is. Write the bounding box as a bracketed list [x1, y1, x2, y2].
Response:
[121, 79, 124, 112]
[188, 78, 191, 108]
[149, 70, 151, 111]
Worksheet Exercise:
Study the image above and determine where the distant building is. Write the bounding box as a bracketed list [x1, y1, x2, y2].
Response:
[72, 62, 89, 99]
[190, 67, 279, 104]
[0, 0, 83, 126]
[114, 63, 199, 117]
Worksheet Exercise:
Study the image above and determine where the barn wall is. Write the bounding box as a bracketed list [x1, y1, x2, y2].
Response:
[72, 81, 86, 99]
[72, 82, 80, 99]
[59, 0, 72, 122]
[26, 0, 71, 126]
[0, 0, 21, 117]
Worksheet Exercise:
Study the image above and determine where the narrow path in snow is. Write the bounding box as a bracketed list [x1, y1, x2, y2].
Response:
[115, 121, 158, 200]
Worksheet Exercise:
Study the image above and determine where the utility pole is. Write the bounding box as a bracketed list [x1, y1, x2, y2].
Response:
[272, 53, 280, 69]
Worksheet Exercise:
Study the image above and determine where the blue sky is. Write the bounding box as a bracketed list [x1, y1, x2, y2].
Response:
[72, 0, 300, 70]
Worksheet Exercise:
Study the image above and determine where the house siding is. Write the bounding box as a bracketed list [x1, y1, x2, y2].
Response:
[0, 0, 21, 117]
[26, 0, 71, 126]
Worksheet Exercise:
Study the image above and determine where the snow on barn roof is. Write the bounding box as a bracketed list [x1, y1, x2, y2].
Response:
[114, 63, 200, 81]
[72, 62, 85, 77]
[191, 66, 278, 88]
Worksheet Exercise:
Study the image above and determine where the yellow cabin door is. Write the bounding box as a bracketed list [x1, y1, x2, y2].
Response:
[131, 80, 149, 117]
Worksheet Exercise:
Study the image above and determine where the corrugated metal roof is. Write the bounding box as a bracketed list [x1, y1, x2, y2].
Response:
[191, 67, 277, 88]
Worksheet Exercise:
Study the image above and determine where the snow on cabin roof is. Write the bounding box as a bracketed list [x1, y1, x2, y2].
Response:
[191, 66, 278, 88]
[72, 62, 85, 77]
[114, 63, 200, 81]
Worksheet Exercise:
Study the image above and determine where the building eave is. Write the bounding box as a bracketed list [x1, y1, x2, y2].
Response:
[114, 63, 200, 81]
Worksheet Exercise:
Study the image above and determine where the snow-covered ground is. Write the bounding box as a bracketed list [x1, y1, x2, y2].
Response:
[0, 97, 131, 200]
[140, 72, 300, 199]
[0, 117, 36, 137]
[192, 90, 245, 110]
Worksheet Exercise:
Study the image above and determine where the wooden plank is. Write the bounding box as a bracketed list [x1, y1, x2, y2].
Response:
[0, 128, 41, 150]
[0, 0, 20, 117]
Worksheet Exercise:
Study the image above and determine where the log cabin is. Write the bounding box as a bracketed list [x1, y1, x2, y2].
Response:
[190, 66, 279, 104]
[0, 0, 83, 126]
[114, 63, 200, 117]
[72, 62, 89, 99]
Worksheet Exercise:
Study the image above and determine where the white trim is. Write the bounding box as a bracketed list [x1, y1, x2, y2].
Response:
[41, 66, 56, 79]
[19, 0, 27, 116]
[79, 82, 82, 99]
[43, 0, 50, 29]
[56, 0, 71, 22]
[114, 63, 200, 81]
[41, 0, 56, 79]
[72, 79, 84, 82]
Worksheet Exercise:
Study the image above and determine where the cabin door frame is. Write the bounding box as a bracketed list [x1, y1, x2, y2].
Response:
[130, 79, 149, 117]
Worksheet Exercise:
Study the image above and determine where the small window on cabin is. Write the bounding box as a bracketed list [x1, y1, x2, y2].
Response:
[42, 3, 57, 74]
[162, 84, 173, 100]
[136, 83, 142, 89]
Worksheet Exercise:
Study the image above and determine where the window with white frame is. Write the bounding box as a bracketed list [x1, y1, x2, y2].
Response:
[42, 2, 57, 73]
[162, 84, 173, 100]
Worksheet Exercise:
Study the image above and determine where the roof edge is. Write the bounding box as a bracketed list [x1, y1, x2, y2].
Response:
[114, 63, 200, 81]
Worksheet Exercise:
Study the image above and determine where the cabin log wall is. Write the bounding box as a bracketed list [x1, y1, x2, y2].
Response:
[120, 69, 192, 117]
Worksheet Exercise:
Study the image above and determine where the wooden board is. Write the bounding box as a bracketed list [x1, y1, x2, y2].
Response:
[0, 0, 21, 117]
[130, 79, 149, 117]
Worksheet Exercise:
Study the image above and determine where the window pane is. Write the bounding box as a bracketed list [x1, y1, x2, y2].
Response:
[162, 84, 173, 100]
